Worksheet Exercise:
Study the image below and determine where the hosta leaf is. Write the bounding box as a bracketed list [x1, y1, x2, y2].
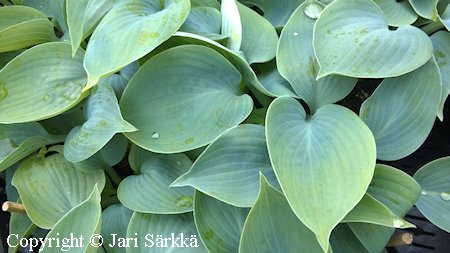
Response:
[102, 204, 133, 253]
[278, 1, 356, 111]
[191, 0, 220, 9]
[330, 224, 369, 253]
[342, 194, 414, 228]
[0, 50, 23, 69]
[266, 97, 376, 251]
[373, 0, 418, 26]
[120, 45, 253, 153]
[66, 0, 116, 56]
[83, 0, 190, 89]
[414, 157, 450, 232]
[431, 31, 450, 120]
[254, 60, 298, 98]
[194, 191, 248, 253]
[11, 152, 105, 229]
[0, 122, 65, 172]
[313, 0, 433, 79]
[50, 0, 68, 33]
[237, 2, 278, 64]
[0, 6, 56, 52]
[171, 124, 277, 207]
[22, 0, 52, 17]
[64, 82, 136, 163]
[180, 7, 224, 40]
[238, 0, 303, 27]
[408, 0, 439, 20]
[348, 164, 421, 253]
[99, 134, 129, 167]
[359, 59, 441, 161]
[126, 212, 207, 252]
[42, 186, 102, 253]
[0, 42, 88, 124]
[441, 4, 450, 31]
[118, 153, 194, 214]
[103, 62, 139, 98]
[239, 175, 323, 253]
[221, 0, 242, 51]
[39, 107, 85, 135]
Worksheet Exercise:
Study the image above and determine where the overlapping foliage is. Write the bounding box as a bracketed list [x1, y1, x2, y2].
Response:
[1, 0, 450, 252]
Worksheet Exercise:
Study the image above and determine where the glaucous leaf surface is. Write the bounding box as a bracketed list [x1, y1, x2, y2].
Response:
[0, 122, 65, 172]
[239, 175, 323, 253]
[21, 0, 52, 17]
[278, 1, 357, 111]
[266, 97, 376, 252]
[441, 4, 450, 31]
[238, 0, 303, 27]
[348, 164, 421, 253]
[237, 2, 278, 64]
[221, 0, 242, 51]
[0, 6, 56, 52]
[360, 59, 442, 161]
[171, 124, 277, 207]
[313, 0, 433, 79]
[11, 152, 105, 229]
[414, 157, 450, 232]
[120, 45, 253, 153]
[64, 82, 136, 163]
[179, 7, 223, 40]
[84, 0, 191, 89]
[193, 191, 249, 253]
[42, 186, 102, 253]
[0, 42, 88, 124]
[330, 224, 369, 253]
[8, 200, 36, 253]
[66, 0, 116, 55]
[431, 31, 450, 120]
[191, 0, 220, 9]
[253, 60, 298, 98]
[126, 212, 207, 252]
[118, 153, 194, 214]
[50, 0, 68, 33]
[408, 0, 439, 20]
[102, 204, 133, 253]
[342, 194, 414, 228]
[373, 0, 418, 26]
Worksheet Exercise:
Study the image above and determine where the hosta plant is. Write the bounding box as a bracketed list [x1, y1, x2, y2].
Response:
[1, 0, 450, 252]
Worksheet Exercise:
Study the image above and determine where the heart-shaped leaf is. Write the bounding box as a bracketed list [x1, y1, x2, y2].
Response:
[66, 0, 116, 55]
[342, 194, 414, 228]
[102, 204, 133, 253]
[238, 0, 302, 27]
[0, 6, 56, 52]
[126, 212, 207, 252]
[11, 152, 105, 229]
[254, 60, 298, 98]
[313, 0, 433, 79]
[172, 124, 278, 207]
[237, 2, 278, 64]
[278, 1, 356, 111]
[221, 0, 242, 51]
[359, 58, 442, 161]
[266, 97, 376, 251]
[414, 157, 450, 233]
[193, 191, 249, 253]
[42, 186, 102, 253]
[118, 153, 194, 214]
[120, 45, 253, 153]
[180, 7, 224, 40]
[0, 122, 65, 172]
[64, 82, 137, 163]
[373, 0, 418, 26]
[408, 0, 439, 20]
[431, 31, 450, 120]
[83, 0, 191, 89]
[0, 42, 88, 124]
[239, 174, 323, 253]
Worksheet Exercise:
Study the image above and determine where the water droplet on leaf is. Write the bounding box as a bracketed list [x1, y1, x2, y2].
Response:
[151, 132, 159, 139]
[393, 219, 404, 228]
[175, 196, 193, 208]
[304, 2, 323, 19]
[421, 190, 427, 195]
[440, 192, 450, 201]
[293, 32, 299, 37]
